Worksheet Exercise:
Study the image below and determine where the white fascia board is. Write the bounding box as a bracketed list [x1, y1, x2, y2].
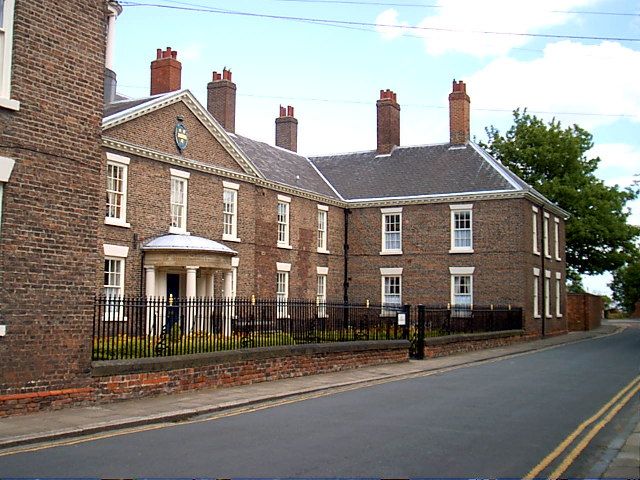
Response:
[468, 141, 523, 191]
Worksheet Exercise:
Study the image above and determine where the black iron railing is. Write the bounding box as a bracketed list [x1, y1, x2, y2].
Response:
[92, 297, 523, 360]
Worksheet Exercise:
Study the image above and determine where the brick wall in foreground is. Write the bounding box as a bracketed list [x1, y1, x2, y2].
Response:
[0, 341, 408, 417]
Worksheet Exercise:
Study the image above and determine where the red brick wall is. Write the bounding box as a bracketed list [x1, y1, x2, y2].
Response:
[0, 1, 105, 394]
[0, 341, 408, 417]
[424, 331, 532, 358]
[346, 198, 566, 335]
[567, 293, 603, 331]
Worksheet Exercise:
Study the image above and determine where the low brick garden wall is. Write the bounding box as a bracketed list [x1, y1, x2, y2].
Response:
[0, 340, 409, 417]
[423, 330, 530, 358]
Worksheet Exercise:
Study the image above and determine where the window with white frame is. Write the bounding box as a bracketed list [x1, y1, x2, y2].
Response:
[222, 181, 239, 241]
[317, 267, 328, 317]
[533, 268, 540, 318]
[449, 267, 474, 316]
[545, 270, 551, 318]
[554, 217, 561, 260]
[276, 262, 290, 318]
[0, 0, 19, 111]
[103, 245, 129, 299]
[170, 169, 189, 234]
[0, 155, 15, 235]
[543, 213, 550, 258]
[105, 153, 130, 227]
[555, 272, 562, 317]
[380, 267, 402, 315]
[450, 204, 473, 253]
[532, 206, 540, 255]
[317, 205, 328, 253]
[381, 207, 402, 254]
[277, 195, 291, 248]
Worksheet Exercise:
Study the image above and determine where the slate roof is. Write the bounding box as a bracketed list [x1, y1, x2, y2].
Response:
[309, 142, 527, 200]
[232, 134, 339, 199]
[104, 95, 159, 118]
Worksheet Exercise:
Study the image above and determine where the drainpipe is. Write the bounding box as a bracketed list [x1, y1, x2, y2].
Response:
[343, 209, 351, 303]
[540, 205, 546, 337]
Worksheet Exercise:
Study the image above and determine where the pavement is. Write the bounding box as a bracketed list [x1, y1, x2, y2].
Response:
[0, 323, 638, 478]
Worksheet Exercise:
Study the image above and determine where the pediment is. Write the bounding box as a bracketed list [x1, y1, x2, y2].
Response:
[102, 90, 262, 178]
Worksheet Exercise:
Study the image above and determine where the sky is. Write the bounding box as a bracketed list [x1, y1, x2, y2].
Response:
[112, 0, 639, 296]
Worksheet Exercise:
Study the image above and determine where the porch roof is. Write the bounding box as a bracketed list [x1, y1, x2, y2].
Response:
[142, 234, 237, 255]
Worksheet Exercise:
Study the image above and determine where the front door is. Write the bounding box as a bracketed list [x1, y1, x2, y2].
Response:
[166, 273, 180, 331]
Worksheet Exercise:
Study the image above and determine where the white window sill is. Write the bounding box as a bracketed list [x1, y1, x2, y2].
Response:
[534, 314, 541, 319]
[317, 248, 330, 254]
[555, 257, 562, 262]
[546, 315, 553, 319]
[169, 226, 189, 235]
[0, 97, 20, 111]
[545, 254, 552, 259]
[223, 235, 242, 243]
[449, 248, 474, 254]
[533, 251, 540, 256]
[277, 243, 292, 250]
[104, 217, 131, 228]
[556, 314, 563, 318]
[380, 250, 402, 256]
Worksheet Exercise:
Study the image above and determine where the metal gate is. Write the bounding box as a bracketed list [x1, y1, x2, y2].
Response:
[403, 305, 425, 360]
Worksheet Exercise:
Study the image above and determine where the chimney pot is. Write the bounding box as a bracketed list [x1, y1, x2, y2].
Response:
[150, 47, 182, 95]
[207, 66, 237, 132]
[276, 104, 298, 152]
[376, 89, 400, 154]
[449, 80, 470, 144]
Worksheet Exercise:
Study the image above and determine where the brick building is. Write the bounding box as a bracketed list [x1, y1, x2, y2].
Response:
[0, 0, 567, 403]
[0, 0, 107, 396]
[100, 48, 568, 338]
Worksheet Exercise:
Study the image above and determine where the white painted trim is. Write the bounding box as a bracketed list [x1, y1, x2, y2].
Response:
[533, 267, 540, 276]
[380, 267, 403, 275]
[223, 180, 240, 190]
[170, 168, 191, 179]
[106, 152, 130, 165]
[544, 212, 550, 218]
[449, 203, 473, 210]
[276, 262, 291, 272]
[317, 266, 329, 275]
[555, 271, 562, 279]
[449, 266, 475, 275]
[104, 217, 131, 228]
[231, 257, 240, 268]
[532, 205, 539, 213]
[0, 156, 16, 182]
[169, 226, 189, 235]
[0, 0, 19, 109]
[469, 142, 523, 191]
[317, 204, 329, 211]
[381, 206, 402, 214]
[277, 194, 291, 203]
[0, 97, 19, 111]
[103, 244, 129, 258]
[545, 270, 552, 278]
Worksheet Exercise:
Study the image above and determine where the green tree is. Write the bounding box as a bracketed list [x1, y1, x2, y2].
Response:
[481, 109, 639, 278]
[610, 260, 640, 314]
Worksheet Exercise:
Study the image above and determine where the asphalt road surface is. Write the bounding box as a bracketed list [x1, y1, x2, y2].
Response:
[1, 328, 638, 477]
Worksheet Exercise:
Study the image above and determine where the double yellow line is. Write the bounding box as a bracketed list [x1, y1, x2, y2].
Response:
[525, 374, 640, 479]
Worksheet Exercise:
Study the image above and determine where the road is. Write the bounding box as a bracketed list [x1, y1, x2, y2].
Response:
[0, 328, 638, 477]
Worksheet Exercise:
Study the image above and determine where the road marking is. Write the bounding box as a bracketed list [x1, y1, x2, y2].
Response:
[547, 379, 640, 479]
[524, 374, 640, 479]
[0, 331, 625, 457]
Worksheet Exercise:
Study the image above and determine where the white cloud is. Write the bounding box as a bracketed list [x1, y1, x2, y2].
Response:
[467, 41, 640, 130]
[179, 43, 203, 61]
[375, 9, 410, 41]
[413, 0, 596, 57]
[589, 144, 640, 183]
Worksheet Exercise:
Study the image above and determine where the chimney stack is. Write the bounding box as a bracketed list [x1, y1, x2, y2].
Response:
[207, 68, 236, 133]
[150, 47, 182, 95]
[376, 89, 400, 154]
[275, 105, 298, 152]
[449, 80, 470, 145]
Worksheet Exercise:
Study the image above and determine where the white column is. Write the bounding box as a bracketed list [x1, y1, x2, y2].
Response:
[223, 270, 233, 336]
[186, 266, 198, 298]
[144, 266, 156, 298]
[205, 273, 214, 298]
